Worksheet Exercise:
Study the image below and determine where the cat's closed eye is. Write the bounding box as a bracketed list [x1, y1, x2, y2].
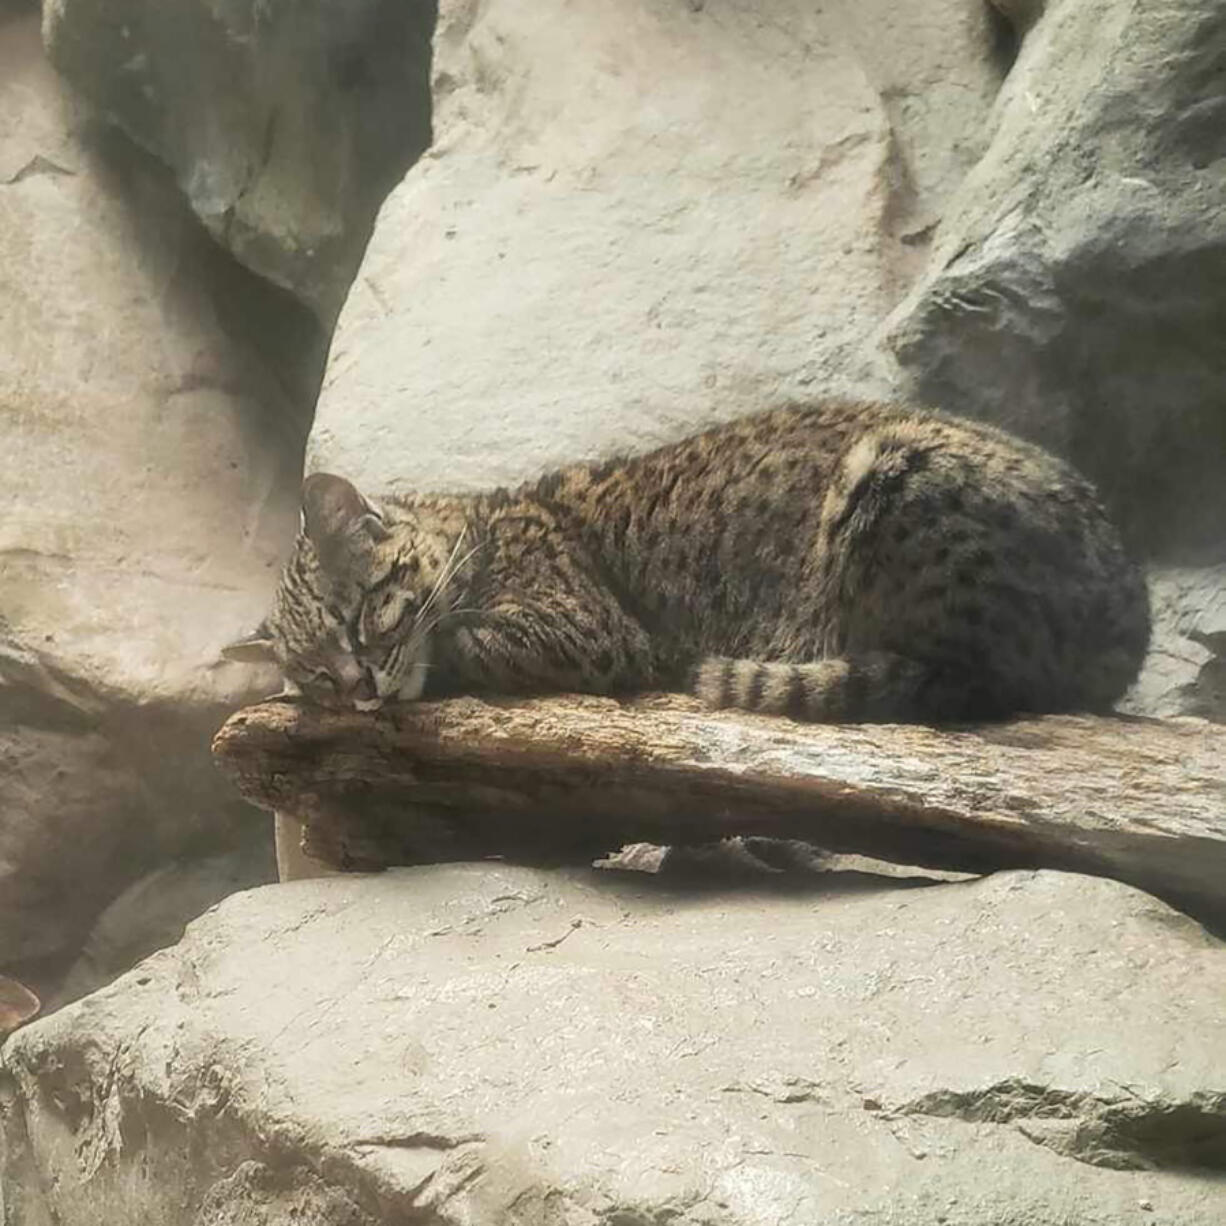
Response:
[359, 592, 418, 646]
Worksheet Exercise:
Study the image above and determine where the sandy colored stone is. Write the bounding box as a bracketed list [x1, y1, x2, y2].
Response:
[3, 866, 1225, 1223]
[0, 10, 306, 966]
[309, 0, 1005, 495]
[0, 9, 312, 704]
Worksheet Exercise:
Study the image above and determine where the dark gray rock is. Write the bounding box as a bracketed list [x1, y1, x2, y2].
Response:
[43, 0, 436, 321]
[887, 0, 1226, 563]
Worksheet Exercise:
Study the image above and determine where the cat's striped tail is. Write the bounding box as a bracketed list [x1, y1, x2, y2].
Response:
[693, 653, 998, 724]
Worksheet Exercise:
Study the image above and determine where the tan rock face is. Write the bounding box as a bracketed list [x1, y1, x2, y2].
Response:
[0, 10, 306, 965]
[309, 0, 1006, 494]
[4, 867, 1225, 1224]
[1, 11, 310, 702]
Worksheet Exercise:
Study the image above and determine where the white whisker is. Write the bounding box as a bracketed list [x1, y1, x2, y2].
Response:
[416, 534, 483, 627]
[416, 528, 467, 621]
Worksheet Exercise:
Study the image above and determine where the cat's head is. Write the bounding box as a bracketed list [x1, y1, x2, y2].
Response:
[223, 474, 465, 711]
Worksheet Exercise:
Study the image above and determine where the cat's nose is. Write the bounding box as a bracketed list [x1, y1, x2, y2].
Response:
[353, 669, 379, 703]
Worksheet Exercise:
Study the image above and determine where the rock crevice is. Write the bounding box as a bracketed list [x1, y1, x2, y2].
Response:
[895, 1080, 1226, 1173]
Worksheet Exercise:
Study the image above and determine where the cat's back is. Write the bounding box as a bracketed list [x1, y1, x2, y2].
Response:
[532, 403, 868, 640]
[538, 400, 876, 548]
[538, 398, 1096, 578]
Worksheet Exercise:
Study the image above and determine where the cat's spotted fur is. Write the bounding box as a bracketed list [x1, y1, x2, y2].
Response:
[226, 401, 1150, 723]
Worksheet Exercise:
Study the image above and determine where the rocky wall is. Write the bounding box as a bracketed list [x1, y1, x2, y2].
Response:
[1, 6, 1225, 1220]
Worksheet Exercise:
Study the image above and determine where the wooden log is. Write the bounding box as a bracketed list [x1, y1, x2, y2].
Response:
[212, 694, 1226, 926]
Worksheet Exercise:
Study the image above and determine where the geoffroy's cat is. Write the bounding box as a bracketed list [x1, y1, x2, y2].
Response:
[224, 401, 1150, 724]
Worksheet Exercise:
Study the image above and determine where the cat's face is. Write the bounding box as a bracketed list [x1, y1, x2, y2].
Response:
[224, 474, 461, 711]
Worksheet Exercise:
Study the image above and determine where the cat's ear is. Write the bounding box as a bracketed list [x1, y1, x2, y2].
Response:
[301, 473, 389, 557]
[220, 625, 278, 664]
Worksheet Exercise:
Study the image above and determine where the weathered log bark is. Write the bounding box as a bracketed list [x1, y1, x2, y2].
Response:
[212, 694, 1226, 925]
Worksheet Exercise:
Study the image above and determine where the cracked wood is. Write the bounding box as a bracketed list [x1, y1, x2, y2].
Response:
[212, 694, 1226, 926]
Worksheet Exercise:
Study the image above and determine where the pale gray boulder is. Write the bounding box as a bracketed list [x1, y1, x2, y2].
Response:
[308, 0, 1007, 494]
[1125, 566, 1226, 721]
[3, 866, 1225, 1224]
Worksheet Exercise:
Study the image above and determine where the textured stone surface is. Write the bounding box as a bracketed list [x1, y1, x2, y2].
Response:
[4, 867, 1225, 1224]
[1126, 566, 1226, 722]
[0, 10, 312, 705]
[886, 0, 1226, 562]
[47, 831, 275, 1011]
[0, 10, 307, 968]
[309, 0, 1005, 494]
[43, 0, 436, 321]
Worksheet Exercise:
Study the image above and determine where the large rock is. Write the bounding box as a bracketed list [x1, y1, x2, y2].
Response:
[4, 866, 1225, 1223]
[42, 0, 436, 322]
[309, 0, 1006, 493]
[886, 0, 1226, 564]
[0, 11, 305, 970]
[46, 830, 276, 1011]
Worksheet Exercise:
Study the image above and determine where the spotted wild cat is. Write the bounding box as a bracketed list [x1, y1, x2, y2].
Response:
[224, 401, 1150, 723]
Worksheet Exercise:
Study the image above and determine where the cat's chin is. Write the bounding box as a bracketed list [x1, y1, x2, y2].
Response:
[353, 697, 384, 713]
